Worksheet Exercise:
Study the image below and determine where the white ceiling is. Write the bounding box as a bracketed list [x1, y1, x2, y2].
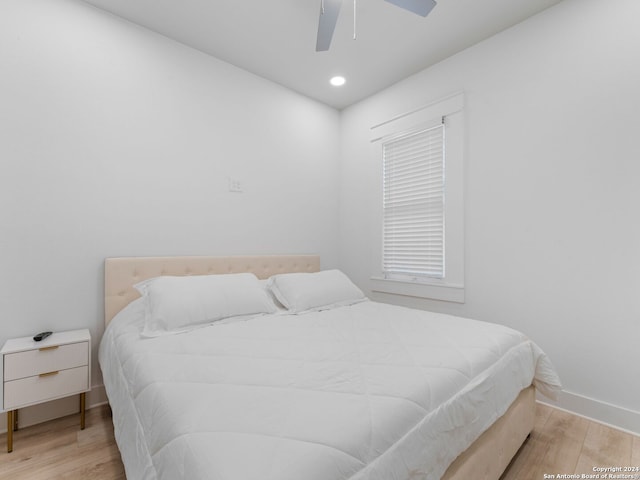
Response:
[81, 0, 563, 109]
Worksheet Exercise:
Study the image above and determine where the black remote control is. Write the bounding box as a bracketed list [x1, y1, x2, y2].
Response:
[33, 331, 52, 342]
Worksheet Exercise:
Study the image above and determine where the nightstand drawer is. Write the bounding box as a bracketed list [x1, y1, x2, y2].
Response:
[4, 341, 88, 381]
[4, 365, 89, 410]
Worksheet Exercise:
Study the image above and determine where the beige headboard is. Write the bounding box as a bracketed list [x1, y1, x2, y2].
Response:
[104, 255, 320, 325]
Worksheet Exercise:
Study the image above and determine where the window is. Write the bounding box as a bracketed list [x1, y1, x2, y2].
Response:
[371, 92, 464, 303]
[383, 123, 445, 280]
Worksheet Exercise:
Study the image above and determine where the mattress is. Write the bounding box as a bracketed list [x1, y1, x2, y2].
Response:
[99, 299, 560, 480]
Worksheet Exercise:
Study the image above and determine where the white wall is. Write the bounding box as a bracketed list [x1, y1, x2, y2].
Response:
[2, 0, 638, 436]
[339, 0, 640, 432]
[0, 0, 341, 394]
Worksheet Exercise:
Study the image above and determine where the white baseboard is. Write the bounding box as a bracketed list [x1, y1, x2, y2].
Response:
[0, 384, 107, 434]
[537, 389, 640, 436]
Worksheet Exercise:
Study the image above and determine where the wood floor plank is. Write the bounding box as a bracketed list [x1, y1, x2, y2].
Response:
[632, 435, 640, 469]
[0, 405, 125, 480]
[574, 421, 632, 475]
[501, 406, 593, 480]
[534, 402, 554, 430]
[527, 408, 589, 480]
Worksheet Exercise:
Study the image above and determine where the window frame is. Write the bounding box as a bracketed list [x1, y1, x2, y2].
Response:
[370, 92, 465, 303]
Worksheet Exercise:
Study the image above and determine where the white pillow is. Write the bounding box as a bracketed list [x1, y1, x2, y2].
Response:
[258, 279, 286, 311]
[135, 273, 277, 337]
[267, 269, 366, 313]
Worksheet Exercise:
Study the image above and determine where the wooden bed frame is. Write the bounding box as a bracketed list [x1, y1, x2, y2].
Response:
[104, 255, 534, 480]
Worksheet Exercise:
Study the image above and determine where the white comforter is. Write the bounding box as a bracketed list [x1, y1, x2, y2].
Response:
[99, 299, 561, 480]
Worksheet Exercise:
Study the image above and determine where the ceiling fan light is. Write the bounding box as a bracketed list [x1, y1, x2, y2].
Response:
[330, 76, 346, 86]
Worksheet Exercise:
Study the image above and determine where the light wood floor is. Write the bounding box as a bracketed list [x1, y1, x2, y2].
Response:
[501, 403, 640, 480]
[0, 405, 125, 480]
[1, 403, 638, 479]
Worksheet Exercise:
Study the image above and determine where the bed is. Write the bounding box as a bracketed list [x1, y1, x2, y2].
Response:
[99, 255, 561, 480]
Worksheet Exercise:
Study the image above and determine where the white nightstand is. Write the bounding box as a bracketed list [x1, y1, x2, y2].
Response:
[1, 329, 91, 453]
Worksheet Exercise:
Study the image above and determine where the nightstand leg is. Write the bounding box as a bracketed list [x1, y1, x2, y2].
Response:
[80, 392, 86, 430]
[13, 409, 18, 431]
[7, 410, 13, 453]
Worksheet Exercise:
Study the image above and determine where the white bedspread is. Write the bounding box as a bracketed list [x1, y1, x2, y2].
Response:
[99, 300, 561, 480]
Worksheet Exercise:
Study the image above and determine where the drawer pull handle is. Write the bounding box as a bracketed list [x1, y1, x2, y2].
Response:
[39, 371, 59, 378]
[39, 345, 59, 352]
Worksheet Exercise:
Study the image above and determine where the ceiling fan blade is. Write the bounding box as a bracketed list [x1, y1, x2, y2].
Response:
[316, 0, 343, 52]
[384, 0, 437, 17]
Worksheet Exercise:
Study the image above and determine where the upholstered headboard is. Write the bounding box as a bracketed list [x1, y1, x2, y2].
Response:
[104, 255, 320, 325]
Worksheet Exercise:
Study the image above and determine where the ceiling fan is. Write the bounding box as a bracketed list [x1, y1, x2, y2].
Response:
[316, 0, 437, 51]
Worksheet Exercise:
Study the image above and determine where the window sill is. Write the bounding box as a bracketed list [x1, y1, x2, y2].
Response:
[370, 277, 465, 303]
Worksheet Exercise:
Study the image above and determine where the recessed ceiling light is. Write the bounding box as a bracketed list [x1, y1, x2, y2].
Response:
[330, 76, 346, 87]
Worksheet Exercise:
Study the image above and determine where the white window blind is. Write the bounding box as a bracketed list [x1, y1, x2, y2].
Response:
[382, 123, 445, 280]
